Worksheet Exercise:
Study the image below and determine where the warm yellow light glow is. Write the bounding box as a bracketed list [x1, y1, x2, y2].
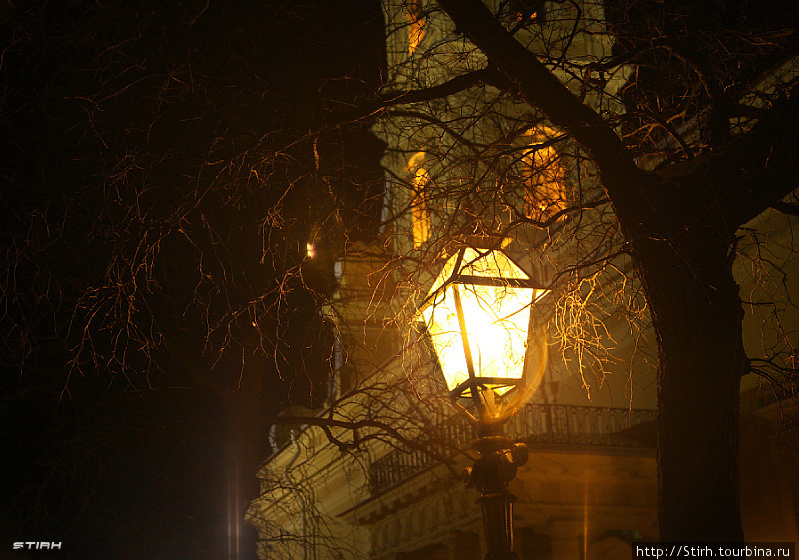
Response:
[523, 127, 566, 220]
[421, 248, 545, 394]
[406, 1, 425, 55]
[411, 166, 430, 248]
[306, 242, 316, 259]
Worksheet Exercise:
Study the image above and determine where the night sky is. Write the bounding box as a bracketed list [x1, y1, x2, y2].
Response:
[0, 1, 384, 558]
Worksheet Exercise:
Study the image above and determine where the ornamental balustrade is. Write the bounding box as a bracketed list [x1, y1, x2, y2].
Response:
[369, 404, 656, 496]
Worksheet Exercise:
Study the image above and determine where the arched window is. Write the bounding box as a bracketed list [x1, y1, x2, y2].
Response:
[523, 128, 566, 221]
[508, 0, 547, 24]
[407, 152, 430, 248]
[405, 1, 426, 56]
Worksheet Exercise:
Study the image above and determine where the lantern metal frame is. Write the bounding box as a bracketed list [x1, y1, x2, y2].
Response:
[419, 241, 548, 425]
[418, 238, 550, 560]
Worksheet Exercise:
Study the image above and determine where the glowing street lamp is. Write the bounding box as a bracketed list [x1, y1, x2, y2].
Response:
[419, 238, 549, 560]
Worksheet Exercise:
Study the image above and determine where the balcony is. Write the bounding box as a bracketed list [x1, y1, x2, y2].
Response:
[369, 404, 656, 496]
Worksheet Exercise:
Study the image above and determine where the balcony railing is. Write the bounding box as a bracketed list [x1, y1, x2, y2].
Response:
[369, 404, 656, 496]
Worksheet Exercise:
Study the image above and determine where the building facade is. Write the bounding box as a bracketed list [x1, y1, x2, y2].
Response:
[247, 1, 798, 558]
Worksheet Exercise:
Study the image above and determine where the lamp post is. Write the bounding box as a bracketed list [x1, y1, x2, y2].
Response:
[419, 238, 549, 560]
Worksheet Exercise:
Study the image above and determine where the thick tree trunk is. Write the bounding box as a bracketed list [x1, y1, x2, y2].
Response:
[637, 231, 746, 542]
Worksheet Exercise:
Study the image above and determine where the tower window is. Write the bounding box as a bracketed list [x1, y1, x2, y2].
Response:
[408, 152, 431, 248]
[523, 129, 566, 221]
[406, 1, 426, 55]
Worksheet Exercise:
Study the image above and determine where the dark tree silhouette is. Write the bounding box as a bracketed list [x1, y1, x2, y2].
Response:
[0, 1, 384, 557]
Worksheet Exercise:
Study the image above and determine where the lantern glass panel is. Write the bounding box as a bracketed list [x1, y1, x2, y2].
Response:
[421, 248, 542, 394]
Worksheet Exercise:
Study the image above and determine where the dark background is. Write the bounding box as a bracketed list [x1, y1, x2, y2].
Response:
[0, 1, 384, 558]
